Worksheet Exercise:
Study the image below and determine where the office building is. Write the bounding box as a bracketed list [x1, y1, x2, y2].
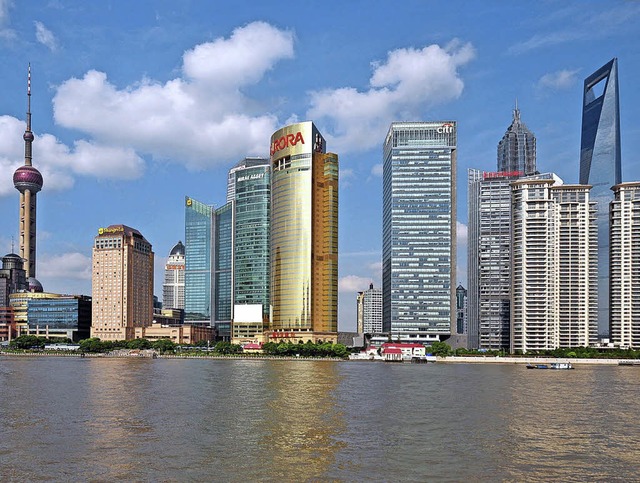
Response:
[163, 241, 185, 310]
[227, 158, 271, 343]
[13, 66, 43, 286]
[0, 253, 28, 307]
[213, 202, 233, 340]
[609, 182, 640, 349]
[456, 284, 467, 335]
[579, 58, 621, 335]
[184, 197, 214, 324]
[467, 170, 522, 349]
[510, 178, 597, 353]
[356, 283, 382, 334]
[382, 122, 456, 344]
[270, 121, 338, 342]
[497, 103, 537, 175]
[27, 295, 91, 341]
[90, 225, 154, 340]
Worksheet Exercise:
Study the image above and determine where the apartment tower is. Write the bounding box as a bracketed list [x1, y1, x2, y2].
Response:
[162, 241, 185, 310]
[91, 225, 154, 340]
[356, 283, 383, 334]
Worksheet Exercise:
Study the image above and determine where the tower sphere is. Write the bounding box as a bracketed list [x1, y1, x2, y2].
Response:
[13, 165, 43, 193]
[23, 131, 34, 142]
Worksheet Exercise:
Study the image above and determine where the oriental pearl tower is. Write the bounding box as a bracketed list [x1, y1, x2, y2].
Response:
[13, 65, 44, 291]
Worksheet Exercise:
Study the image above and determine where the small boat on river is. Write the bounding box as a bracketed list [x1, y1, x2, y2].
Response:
[526, 362, 573, 370]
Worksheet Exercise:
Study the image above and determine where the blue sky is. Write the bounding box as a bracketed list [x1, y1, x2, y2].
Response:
[1, 1, 639, 332]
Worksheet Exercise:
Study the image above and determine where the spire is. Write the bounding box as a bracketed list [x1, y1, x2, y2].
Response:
[513, 98, 520, 123]
[24, 64, 34, 167]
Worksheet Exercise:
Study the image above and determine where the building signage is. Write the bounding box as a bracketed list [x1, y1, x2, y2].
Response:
[237, 173, 265, 183]
[483, 170, 523, 179]
[270, 131, 305, 156]
[98, 226, 124, 235]
[270, 331, 297, 339]
[437, 123, 455, 134]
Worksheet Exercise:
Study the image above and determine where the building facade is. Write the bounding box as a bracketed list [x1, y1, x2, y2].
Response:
[609, 182, 640, 348]
[213, 202, 233, 340]
[579, 58, 621, 335]
[27, 295, 91, 341]
[227, 158, 271, 343]
[91, 225, 154, 340]
[0, 253, 28, 308]
[497, 103, 537, 175]
[269, 121, 338, 342]
[163, 241, 185, 310]
[382, 122, 457, 344]
[455, 284, 467, 335]
[184, 197, 214, 324]
[13, 66, 43, 286]
[356, 283, 383, 334]
[510, 179, 597, 353]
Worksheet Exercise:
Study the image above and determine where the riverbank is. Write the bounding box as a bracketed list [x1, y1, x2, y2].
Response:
[436, 355, 622, 365]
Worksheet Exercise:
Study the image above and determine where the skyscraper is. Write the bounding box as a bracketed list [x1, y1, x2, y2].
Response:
[13, 66, 43, 284]
[163, 241, 185, 310]
[455, 284, 467, 335]
[184, 197, 214, 324]
[510, 178, 597, 353]
[356, 283, 382, 334]
[227, 158, 271, 343]
[579, 58, 621, 335]
[609, 182, 640, 349]
[497, 103, 537, 175]
[91, 225, 154, 340]
[382, 122, 457, 344]
[213, 202, 233, 340]
[270, 121, 338, 342]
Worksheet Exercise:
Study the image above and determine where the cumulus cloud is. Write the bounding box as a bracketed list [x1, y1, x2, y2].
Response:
[339, 275, 374, 293]
[456, 221, 468, 285]
[53, 21, 295, 170]
[0, 115, 144, 196]
[0, 0, 15, 40]
[38, 252, 92, 280]
[536, 69, 580, 91]
[34, 21, 58, 51]
[307, 40, 475, 153]
[371, 163, 383, 177]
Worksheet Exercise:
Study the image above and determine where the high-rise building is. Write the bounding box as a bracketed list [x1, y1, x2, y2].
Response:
[227, 158, 271, 343]
[579, 58, 621, 335]
[510, 178, 597, 353]
[213, 202, 233, 340]
[382, 122, 457, 344]
[162, 241, 185, 310]
[497, 103, 537, 175]
[91, 225, 154, 340]
[467, 170, 522, 350]
[356, 283, 382, 334]
[13, 66, 43, 286]
[609, 182, 640, 349]
[455, 284, 467, 335]
[184, 197, 214, 324]
[0, 253, 28, 307]
[269, 121, 338, 342]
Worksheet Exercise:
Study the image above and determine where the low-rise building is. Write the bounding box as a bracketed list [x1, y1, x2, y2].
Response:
[134, 323, 215, 345]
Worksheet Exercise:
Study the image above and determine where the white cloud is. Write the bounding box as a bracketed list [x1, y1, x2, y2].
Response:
[456, 221, 468, 286]
[0, 0, 15, 40]
[339, 275, 374, 293]
[371, 163, 383, 177]
[536, 69, 580, 91]
[34, 21, 58, 51]
[307, 40, 475, 154]
[0, 115, 145, 197]
[52, 21, 295, 170]
[38, 252, 92, 280]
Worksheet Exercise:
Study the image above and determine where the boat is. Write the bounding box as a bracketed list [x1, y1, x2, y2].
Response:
[526, 362, 573, 370]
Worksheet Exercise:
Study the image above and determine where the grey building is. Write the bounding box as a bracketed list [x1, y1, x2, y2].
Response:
[357, 283, 382, 334]
[497, 103, 537, 175]
[579, 58, 621, 336]
[382, 122, 457, 344]
[163, 241, 185, 310]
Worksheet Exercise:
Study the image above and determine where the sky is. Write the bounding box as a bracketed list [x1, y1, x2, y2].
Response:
[1, 0, 639, 332]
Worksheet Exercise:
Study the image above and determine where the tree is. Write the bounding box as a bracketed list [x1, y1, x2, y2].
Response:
[79, 338, 106, 353]
[127, 338, 151, 350]
[152, 339, 176, 354]
[9, 335, 46, 350]
[428, 341, 452, 357]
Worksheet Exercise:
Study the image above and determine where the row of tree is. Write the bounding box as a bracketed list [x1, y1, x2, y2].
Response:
[261, 341, 349, 358]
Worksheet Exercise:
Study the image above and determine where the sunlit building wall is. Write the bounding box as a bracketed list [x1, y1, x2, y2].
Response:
[356, 283, 382, 334]
[382, 122, 457, 344]
[269, 121, 338, 341]
[163, 241, 185, 310]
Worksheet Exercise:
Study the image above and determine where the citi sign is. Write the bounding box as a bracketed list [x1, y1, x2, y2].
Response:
[270, 131, 305, 156]
[436, 123, 455, 134]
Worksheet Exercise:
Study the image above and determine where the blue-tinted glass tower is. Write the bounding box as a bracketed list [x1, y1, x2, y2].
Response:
[184, 197, 214, 324]
[579, 58, 621, 335]
[382, 122, 457, 344]
[213, 202, 233, 340]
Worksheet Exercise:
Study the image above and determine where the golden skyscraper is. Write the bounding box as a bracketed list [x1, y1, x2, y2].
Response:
[91, 225, 154, 341]
[269, 122, 338, 342]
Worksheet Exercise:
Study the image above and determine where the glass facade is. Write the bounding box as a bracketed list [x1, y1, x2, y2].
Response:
[270, 121, 338, 336]
[382, 122, 456, 343]
[27, 296, 91, 340]
[579, 58, 621, 335]
[184, 197, 214, 323]
[497, 104, 536, 175]
[214, 202, 233, 339]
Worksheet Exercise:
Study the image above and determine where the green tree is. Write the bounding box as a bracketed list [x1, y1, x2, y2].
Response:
[79, 337, 106, 353]
[152, 339, 176, 354]
[127, 338, 152, 350]
[9, 335, 46, 350]
[428, 341, 452, 357]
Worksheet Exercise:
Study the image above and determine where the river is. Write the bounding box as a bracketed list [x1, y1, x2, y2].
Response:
[1, 357, 639, 482]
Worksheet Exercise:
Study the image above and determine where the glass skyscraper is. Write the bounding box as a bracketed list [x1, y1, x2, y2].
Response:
[270, 121, 338, 341]
[497, 103, 537, 175]
[382, 121, 457, 344]
[579, 58, 621, 335]
[213, 202, 233, 339]
[184, 197, 214, 324]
